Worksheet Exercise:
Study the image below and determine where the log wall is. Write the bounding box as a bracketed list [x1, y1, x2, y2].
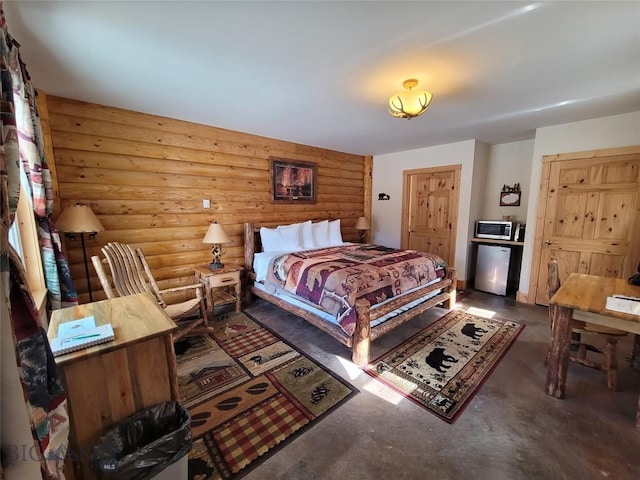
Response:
[41, 93, 370, 304]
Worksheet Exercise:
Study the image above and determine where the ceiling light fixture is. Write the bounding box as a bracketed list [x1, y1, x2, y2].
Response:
[388, 79, 433, 119]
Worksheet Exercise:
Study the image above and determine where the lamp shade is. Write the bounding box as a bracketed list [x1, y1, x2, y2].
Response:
[388, 79, 433, 119]
[203, 222, 231, 244]
[355, 216, 370, 230]
[56, 204, 104, 233]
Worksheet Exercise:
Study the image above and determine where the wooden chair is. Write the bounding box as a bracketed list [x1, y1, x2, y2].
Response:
[91, 242, 213, 342]
[547, 257, 627, 390]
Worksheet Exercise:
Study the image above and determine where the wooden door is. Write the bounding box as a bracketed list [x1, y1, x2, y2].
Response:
[401, 165, 461, 266]
[532, 147, 640, 305]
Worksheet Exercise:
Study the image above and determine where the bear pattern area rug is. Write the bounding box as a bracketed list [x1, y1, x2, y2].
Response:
[175, 311, 357, 480]
[363, 309, 524, 423]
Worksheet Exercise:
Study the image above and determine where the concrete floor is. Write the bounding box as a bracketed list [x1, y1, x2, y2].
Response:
[239, 290, 640, 480]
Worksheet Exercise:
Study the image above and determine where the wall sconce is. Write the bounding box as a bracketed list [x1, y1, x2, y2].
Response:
[202, 221, 232, 270]
[56, 204, 105, 302]
[355, 216, 370, 244]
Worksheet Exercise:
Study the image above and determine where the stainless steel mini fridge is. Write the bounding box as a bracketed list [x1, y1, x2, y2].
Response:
[475, 244, 512, 295]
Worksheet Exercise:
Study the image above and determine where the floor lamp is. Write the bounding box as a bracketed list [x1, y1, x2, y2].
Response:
[56, 204, 105, 302]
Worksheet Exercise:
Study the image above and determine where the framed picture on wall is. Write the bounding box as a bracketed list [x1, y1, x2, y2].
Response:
[499, 190, 521, 206]
[269, 158, 317, 203]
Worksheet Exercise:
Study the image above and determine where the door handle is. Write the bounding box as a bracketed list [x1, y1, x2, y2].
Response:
[544, 240, 553, 245]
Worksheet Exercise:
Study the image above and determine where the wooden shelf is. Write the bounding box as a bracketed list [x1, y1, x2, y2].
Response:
[212, 289, 236, 306]
[471, 238, 524, 246]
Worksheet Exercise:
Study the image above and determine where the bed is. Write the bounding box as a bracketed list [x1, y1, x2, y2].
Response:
[243, 221, 456, 366]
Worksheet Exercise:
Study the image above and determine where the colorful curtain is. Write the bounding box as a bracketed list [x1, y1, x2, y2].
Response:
[1, 3, 69, 479]
[4, 16, 76, 310]
[7, 248, 70, 480]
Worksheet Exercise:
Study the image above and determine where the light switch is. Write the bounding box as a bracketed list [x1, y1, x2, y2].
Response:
[202, 199, 211, 209]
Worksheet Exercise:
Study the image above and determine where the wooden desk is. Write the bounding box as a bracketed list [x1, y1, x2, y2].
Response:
[48, 292, 179, 479]
[546, 273, 640, 429]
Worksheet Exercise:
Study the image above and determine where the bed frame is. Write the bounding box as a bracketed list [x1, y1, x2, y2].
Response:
[243, 222, 456, 366]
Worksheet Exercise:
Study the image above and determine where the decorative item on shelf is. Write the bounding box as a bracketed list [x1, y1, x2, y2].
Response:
[203, 221, 232, 270]
[56, 204, 105, 302]
[499, 183, 521, 206]
[355, 216, 370, 243]
[388, 79, 433, 119]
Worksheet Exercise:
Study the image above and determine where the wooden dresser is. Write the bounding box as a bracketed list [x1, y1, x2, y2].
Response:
[48, 292, 179, 480]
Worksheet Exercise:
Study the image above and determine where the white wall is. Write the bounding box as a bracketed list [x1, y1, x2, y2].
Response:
[469, 141, 490, 276]
[471, 141, 490, 227]
[518, 111, 640, 295]
[370, 112, 640, 295]
[372, 139, 478, 280]
[482, 140, 534, 223]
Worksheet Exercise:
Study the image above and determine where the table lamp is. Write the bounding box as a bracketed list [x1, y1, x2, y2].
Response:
[203, 221, 231, 270]
[56, 204, 105, 302]
[355, 216, 370, 243]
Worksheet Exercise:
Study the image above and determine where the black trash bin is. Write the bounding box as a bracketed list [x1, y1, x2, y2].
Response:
[91, 400, 192, 480]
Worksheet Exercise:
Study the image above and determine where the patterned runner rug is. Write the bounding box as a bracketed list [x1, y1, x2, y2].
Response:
[176, 311, 357, 479]
[363, 309, 524, 423]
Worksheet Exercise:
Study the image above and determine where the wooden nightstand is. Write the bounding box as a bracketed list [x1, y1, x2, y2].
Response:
[194, 264, 243, 317]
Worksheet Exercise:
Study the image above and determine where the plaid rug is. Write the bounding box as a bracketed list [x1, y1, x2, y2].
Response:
[363, 309, 524, 423]
[176, 311, 357, 479]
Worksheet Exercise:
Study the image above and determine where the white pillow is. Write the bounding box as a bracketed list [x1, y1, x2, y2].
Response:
[279, 221, 314, 250]
[311, 220, 329, 247]
[260, 224, 303, 253]
[328, 219, 343, 245]
[299, 221, 314, 249]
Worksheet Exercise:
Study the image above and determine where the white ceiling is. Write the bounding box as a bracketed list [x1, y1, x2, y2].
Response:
[4, 1, 640, 156]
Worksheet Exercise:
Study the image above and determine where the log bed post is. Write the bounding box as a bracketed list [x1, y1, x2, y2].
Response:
[244, 223, 256, 305]
[443, 267, 456, 309]
[353, 298, 372, 366]
[244, 222, 255, 272]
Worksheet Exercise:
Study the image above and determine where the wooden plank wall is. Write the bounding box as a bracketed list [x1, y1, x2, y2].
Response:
[41, 94, 369, 304]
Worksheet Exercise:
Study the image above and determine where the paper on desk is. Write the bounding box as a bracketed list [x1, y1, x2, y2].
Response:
[57, 316, 96, 337]
[605, 295, 640, 316]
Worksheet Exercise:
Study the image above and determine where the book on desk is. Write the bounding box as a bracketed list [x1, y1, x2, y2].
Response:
[50, 316, 115, 356]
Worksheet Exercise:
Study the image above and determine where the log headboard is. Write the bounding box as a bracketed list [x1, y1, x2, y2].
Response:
[244, 223, 261, 275]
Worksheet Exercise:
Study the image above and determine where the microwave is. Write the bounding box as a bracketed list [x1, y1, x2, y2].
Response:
[475, 220, 513, 240]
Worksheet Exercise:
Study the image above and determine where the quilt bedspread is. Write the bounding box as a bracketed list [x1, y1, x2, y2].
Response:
[265, 244, 446, 335]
